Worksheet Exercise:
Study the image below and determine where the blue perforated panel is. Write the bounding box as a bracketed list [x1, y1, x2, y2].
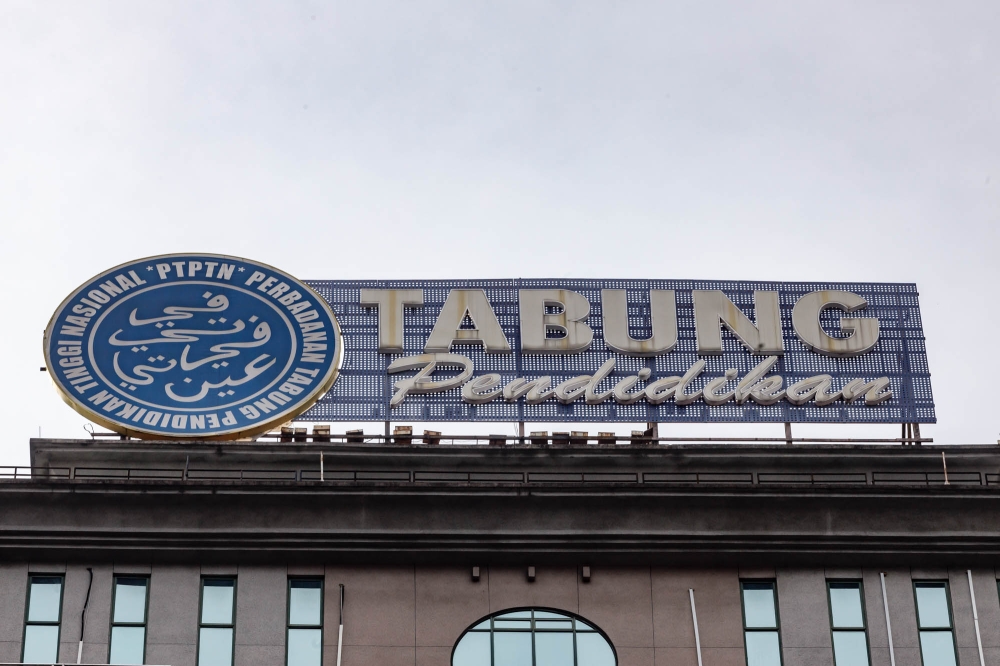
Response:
[301, 280, 934, 424]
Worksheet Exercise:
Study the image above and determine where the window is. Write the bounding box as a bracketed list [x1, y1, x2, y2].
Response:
[913, 582, 957, 666]
[109, 577, 149, 664]
[21, 575, 64, 664]
[198, 578, 236, 666]
[741, 581, 782, 666]
[827, 581, 869, 666]
[287, 578, 323, 666]
[452, 608, 616, 666]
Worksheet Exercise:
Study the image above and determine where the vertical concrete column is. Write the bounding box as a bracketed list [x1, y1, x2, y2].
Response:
[0, 563, 28, 662]
[948, 568, 996, 666]
[861, 569, 892, 666]
[235, 565, 289, 666]
[57, 564, 112, 665]
[652, 568, 745, 666]
[324, 565, 416, 666]
[146, 565, 201, 666]
[578, 567, 654, 665]
[775, 569, 833, 666]
[415, 566, 491, 666]
[968, 570, 1000, 665]
[883, 568, 922, 666]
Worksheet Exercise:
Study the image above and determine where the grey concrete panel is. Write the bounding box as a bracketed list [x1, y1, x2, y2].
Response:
[288, 564, 324, 576]
[146, 642, 196, 666]
[235, 565, 287, 647]
[863, 569, 890, 650]
[869, 646, 892, 666]
[81, 641, 110, 664]
[911, 567, 949, 580]
[984, 647, 1000, 666]
[669, 647, 745, 666]
[0, 642, 20, 663]
[30, 561, 65, 572]
[0, 563, 27, 643]
[892, 646, 923, 666]
[949, 568, 978, 651]
[114, 562, 151, 573]
[653, 647, 698, 666]
[234, 643, 287, 666]
[332, 645, 415, 666]
[58, 641, 82, 664]
[959, 646, 986, 666]
[325, 565, 415, 648]
[740, 566, 776, 579]
[972, 570, 1000, 649]
[782, 646, 834, 666]
[415, 566, 490, 647]
[416, 645, 453, 666]
[201, 564, 238, 576]
[487, 566, 579, 616]
[147, 565, 200, 645]
[777, 569, 832, 649]
[652, 568, 743, 649]
[826, 567, 863, 579]
[615, 646, 654, 666]
[884, 568, 920, 650]
[578, 568, 653, 648]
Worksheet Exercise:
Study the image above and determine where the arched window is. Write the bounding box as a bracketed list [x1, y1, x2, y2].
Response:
[452, 608, 617, 666]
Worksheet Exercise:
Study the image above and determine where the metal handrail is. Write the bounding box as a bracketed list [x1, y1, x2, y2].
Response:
[872, 471, 983, 486]
[0, 466, 71, 479]
[1, 465, 994, 488]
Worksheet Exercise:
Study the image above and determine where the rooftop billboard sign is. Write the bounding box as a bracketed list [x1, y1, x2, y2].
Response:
[45, 255, 934, 439]
[306, 279, 933, 426]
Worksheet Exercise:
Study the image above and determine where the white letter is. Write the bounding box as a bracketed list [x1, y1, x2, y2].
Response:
[387, 353, 473, 406]
[841, 377, 892, 405]
[425, 289, 511, 353]
[601, 290, 678, 356]
[462, 373, 504, 404]
[519, 290, 593, 354]
[792, 291, 880, 357]
[693, 290, 783, 355]
[359, 289, 424, 353]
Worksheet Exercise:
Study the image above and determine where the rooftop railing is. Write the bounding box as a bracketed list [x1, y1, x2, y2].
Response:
[1, 465, 993, 487]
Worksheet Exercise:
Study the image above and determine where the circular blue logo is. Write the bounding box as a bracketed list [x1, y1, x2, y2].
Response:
[43, 254, 342, 439]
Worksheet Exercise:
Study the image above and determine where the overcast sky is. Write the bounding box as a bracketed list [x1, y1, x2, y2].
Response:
[1, 1, 997, 463]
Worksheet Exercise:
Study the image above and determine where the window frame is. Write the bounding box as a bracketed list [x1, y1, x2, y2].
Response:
[196, 576, 238, 666]
[286, 576, 325, 666]
[740, 579, 784, 666]
[108, 575, 151, 665]
[451, 606, 618, 666]
[826, 579, 871, 666]
[912, 580, 959, 666]
[21, 573, 65, 664]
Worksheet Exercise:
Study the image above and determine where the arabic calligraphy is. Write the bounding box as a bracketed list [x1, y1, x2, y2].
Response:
[107, 291, 281, 405]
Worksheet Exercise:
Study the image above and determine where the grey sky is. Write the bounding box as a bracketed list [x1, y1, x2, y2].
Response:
[2, 1, 997, 461]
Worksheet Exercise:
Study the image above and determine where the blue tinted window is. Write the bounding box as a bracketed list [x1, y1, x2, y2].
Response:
[742, 582, 782, 666]
[914, 582, 956, 666]
[110, 577, 147, 665]
[828, 582, 869, 666]
[287, 579, 323, 666]
[452, 608, 616, 666]
[199, 578, 236, 666]
[22, 576, 63, 664]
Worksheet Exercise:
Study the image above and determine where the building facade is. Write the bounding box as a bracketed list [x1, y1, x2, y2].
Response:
[0, 436, 997, 666]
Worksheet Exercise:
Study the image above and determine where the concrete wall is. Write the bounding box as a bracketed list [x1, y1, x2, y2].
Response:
[3, 564, 998, 665]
